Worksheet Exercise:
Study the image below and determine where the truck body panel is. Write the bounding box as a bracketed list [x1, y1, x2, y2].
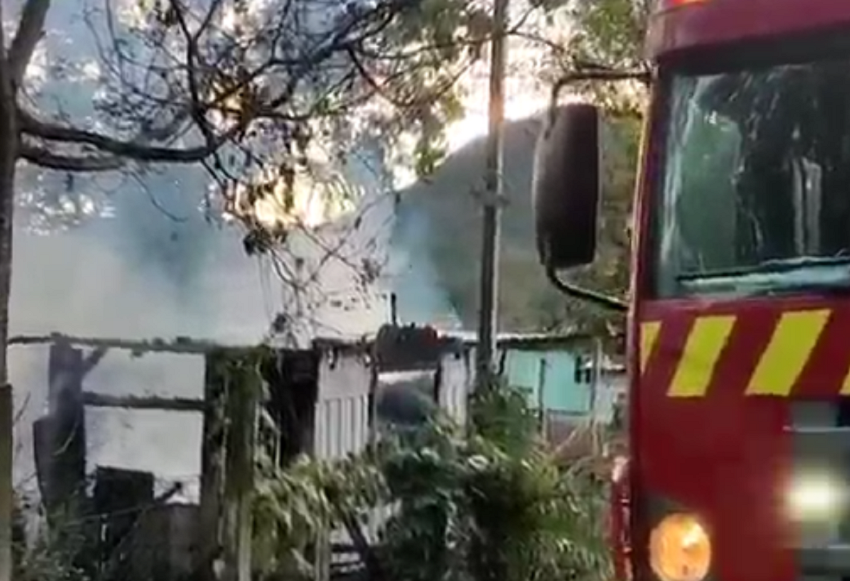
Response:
[634, 296, 850, 581]
[624, 4, 850, 581]
[647, 0, 850, 58]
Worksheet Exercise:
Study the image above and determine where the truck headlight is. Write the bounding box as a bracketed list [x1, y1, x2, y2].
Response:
[788, 473, 845, 520]
[649, 512, 712, 581]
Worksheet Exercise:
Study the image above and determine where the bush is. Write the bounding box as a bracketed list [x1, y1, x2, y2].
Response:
[378, 382, 611, 581]
[12, 497, 92, 581]
[253, 380, 612, 581]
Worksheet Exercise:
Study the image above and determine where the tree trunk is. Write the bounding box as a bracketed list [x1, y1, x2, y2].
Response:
[0, 5, 19, 581]
[0, 118, 17, 581]
[0, 109, 17, 581]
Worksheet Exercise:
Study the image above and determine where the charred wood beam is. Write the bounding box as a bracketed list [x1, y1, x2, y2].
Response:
[81, 346, 108, 377]
[374, 324, 443, 372]
[267, 351, 319, 466]
[9, 333, 233, 355]
[81, 393, 205, 412]
[95, 474, 186, 581]
[222, 364, 259, 581]
[41, 343, 87, 520]
[196, 356, 228, 581]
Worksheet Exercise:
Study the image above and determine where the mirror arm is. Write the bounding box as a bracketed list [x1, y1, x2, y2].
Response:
[545, 266, 628, 312]
[538, 66, 644, 313]
[550, 68, 651, 110]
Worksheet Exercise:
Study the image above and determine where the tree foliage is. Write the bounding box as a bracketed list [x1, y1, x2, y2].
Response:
[563, 0, 648, 72]
[391, 0, 650, 340]
[8, 0, 496, 234]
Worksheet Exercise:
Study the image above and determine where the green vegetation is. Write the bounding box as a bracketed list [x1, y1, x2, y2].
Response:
[393, 115, 639, 337]
[14, 380, 612, 581]
[252, 379, 611, 581]
[391, 0, 649, 339]
[11, 497, 90, 581]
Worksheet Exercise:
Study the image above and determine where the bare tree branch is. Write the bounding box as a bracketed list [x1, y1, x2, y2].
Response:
[19, 143, 123, 171]
[169, 0, 215, 143]
[18, 106, 224, 162]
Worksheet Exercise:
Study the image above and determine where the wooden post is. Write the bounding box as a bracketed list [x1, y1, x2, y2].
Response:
[367, 346, 379, 448]
[196, 353, 228, 581]
[36, 342, 87, 518]
[234, 385, 257, 581]
[220, 350, 259, 581]
[81, 393, 204, 411]
[589, 339, 602, 455]
[536, 357, 547, 438]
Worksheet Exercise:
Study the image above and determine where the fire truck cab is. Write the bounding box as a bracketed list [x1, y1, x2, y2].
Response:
[533, 1, 850, 581]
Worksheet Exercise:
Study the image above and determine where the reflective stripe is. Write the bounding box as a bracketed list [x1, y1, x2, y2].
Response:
[668, 315, 736, 398]
[746, 310, 830, 397]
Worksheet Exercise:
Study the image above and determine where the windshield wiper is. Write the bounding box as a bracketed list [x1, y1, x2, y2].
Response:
[677, 256, 850, 281]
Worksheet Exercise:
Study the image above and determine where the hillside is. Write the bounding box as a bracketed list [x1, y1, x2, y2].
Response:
[390, 113, 639, 334]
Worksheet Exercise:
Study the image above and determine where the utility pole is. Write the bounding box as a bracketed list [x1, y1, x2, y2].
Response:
[475, 0, 509, 391]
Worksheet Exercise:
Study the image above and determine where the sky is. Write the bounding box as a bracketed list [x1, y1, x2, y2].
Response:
[446, 66, 549, 151]
[398, 5, 556, 186]
[445, 27, 553, 151]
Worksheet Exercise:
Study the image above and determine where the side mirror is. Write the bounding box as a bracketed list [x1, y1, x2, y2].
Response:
[531, 103, 601, 270]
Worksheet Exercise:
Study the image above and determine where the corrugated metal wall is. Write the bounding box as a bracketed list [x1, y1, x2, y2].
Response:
[311, 349, 378, 578]
[313, 351, 373, 460]
[438, 348, 472, 425]
[310, 343, 474, 579]
[313, 344, 474, 461]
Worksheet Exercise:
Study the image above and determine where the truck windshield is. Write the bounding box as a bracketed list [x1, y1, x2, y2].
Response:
[654, 59, 850, 299]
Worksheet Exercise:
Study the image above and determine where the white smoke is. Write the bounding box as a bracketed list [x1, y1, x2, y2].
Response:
[2, 0, 433, 504]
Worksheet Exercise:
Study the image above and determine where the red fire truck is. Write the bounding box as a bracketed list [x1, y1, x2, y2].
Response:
[533, 1, 850, 581]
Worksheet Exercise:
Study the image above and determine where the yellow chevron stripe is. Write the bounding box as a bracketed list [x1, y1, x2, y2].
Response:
[835, 326, 850, 395]
[840, 371, 850, 396]
[746, 309, 830, 396]
[668, 315, 736, 398]
[640, 322, 661, 374]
